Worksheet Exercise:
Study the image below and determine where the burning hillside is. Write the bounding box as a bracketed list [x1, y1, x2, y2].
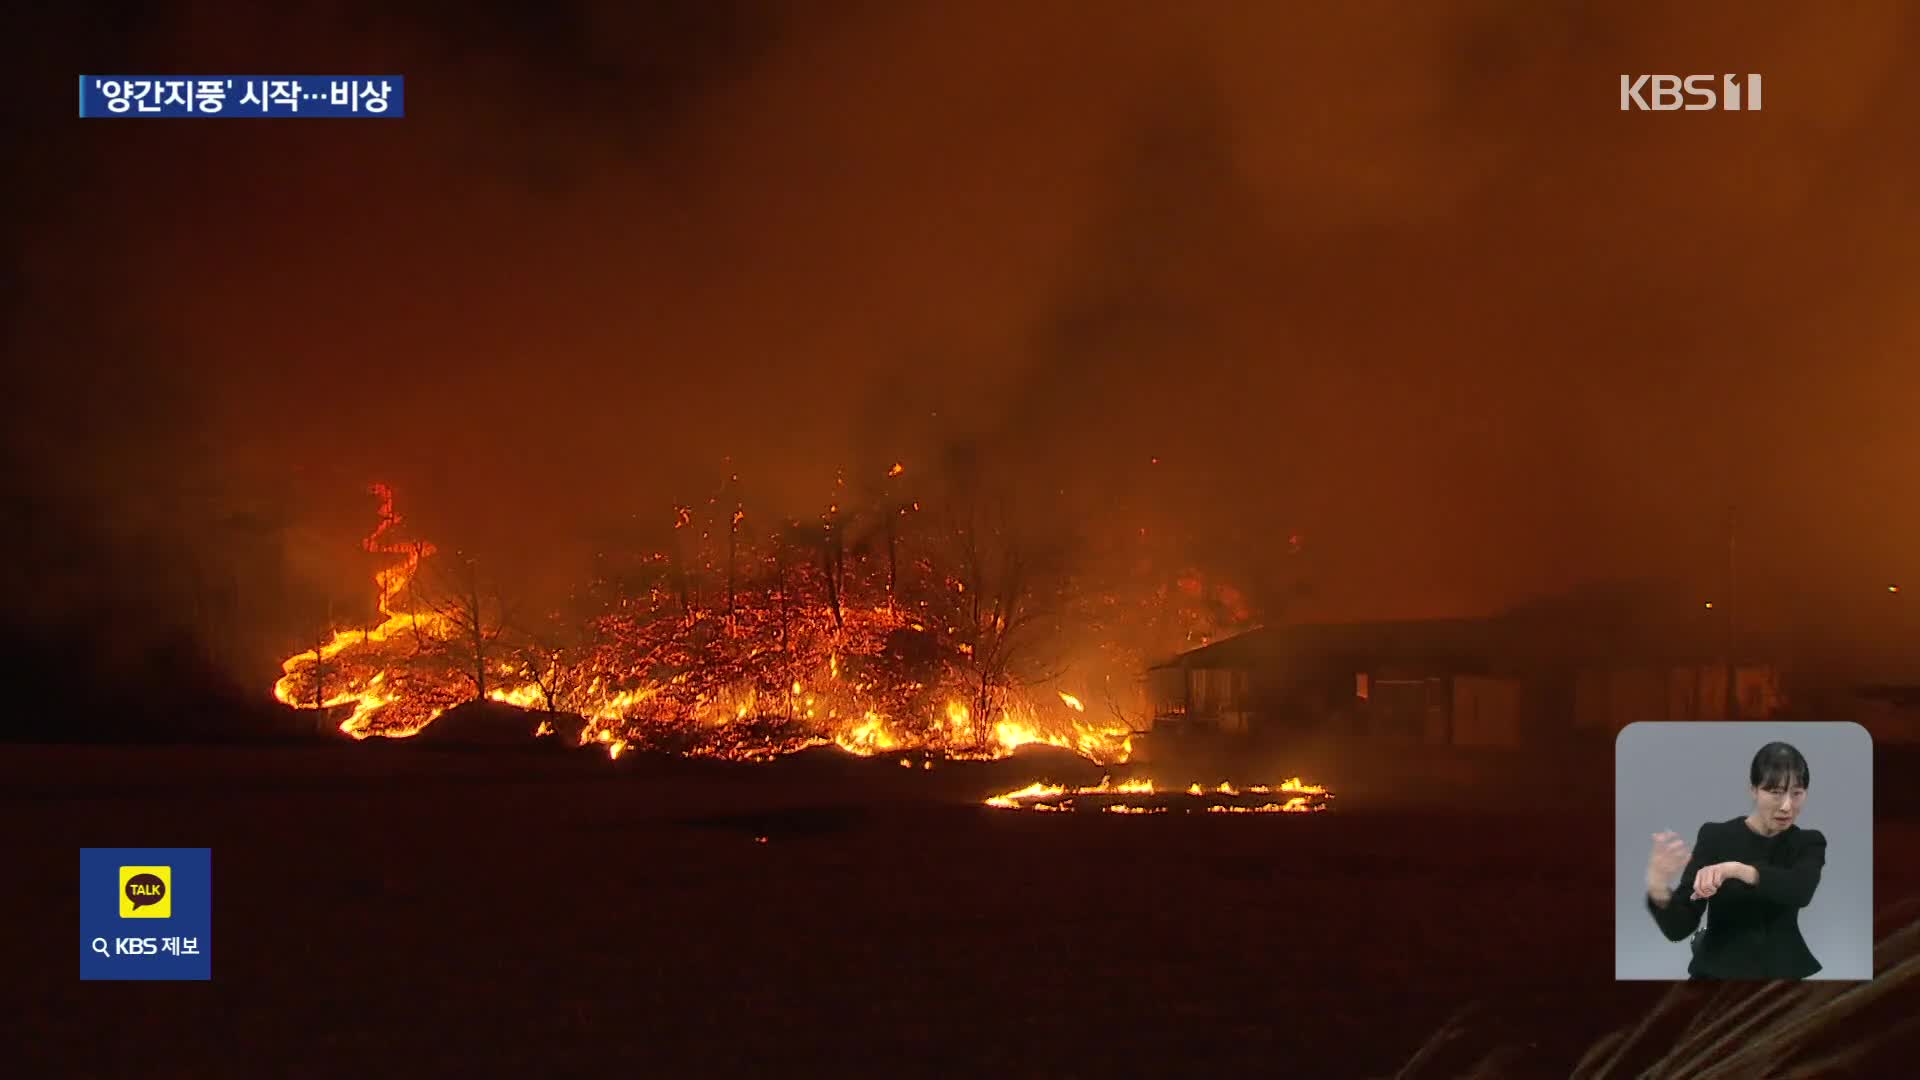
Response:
[274, 476, 1256, 763]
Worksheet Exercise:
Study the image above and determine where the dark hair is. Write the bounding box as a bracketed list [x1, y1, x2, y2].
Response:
[1750, 741, 1810, 791]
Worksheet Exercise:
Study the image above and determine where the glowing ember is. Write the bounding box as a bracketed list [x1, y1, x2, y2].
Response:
[1206, 797, 1320, 813]
[985, 775, 1333, 814]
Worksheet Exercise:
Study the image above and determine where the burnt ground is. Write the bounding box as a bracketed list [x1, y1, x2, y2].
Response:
[5, 741, 1917, 1078]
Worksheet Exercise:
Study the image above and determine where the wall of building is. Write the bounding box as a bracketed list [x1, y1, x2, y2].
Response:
[1367, 676, 1438, 740]
[1574, 664, 1782, 733]
[1451, 676, 1522, 746]
[1150, 653, 1793, 746]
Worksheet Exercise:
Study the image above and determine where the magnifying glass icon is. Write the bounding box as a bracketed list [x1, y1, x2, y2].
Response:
[90, 937, 110, 958]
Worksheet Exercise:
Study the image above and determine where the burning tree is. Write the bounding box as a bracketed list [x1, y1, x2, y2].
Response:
[413, 549, 516, 703]
[915, 484, 1072, 748]
[493, 602, 594, 719]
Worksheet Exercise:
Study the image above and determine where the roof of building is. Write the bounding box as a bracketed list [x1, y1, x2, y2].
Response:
[1154, 617, 1509, 671]
[1153, 584, 1735, 672]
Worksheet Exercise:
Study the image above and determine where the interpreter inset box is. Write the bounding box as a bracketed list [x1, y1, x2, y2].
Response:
[1614, 722, 1873, 981]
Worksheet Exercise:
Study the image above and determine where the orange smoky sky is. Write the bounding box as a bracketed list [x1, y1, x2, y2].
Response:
[7, 0, 1919, 637]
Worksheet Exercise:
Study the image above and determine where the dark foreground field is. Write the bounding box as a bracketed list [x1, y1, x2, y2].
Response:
[6, 742, 1917, 1077]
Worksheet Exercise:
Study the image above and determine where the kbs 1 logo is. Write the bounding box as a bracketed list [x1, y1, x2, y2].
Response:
[1620, 74, 1763, 111]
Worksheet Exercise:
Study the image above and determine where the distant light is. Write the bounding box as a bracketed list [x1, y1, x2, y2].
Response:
[1703, 601, 1714, 609]
[1891, 585, 1902, 594]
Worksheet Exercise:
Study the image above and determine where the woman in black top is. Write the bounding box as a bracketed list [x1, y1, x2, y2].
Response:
[1644, 741, 1826, 980]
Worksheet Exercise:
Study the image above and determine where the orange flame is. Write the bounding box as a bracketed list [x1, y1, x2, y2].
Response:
[272, 484, 452, 738]
[271, 475, 1243, 765]
[985, 775, 1331, 814]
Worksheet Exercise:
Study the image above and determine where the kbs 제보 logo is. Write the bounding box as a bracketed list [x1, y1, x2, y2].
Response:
[82, 848, 212, 980]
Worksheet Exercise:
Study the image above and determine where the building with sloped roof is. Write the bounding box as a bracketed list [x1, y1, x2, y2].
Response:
[1141, 584, 1785, 754]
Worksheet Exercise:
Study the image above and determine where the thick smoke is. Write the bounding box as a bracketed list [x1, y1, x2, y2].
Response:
[7, 1, 1920, 727]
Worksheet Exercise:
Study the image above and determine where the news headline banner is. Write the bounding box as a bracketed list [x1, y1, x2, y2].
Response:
[80, 848, 212, 980]
[78, 76, 405, 117]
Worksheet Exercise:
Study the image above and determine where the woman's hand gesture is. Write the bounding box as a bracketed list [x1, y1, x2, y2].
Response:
[1647, 830, 1690, 894]
[1691, 861, 1753, 900]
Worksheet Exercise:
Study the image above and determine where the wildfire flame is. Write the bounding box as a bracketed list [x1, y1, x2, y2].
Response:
[985, 775, 1332, 814]
[983, 780, 1068, 808]
[272, 483, 454, 738]
[273, 483, 1158, 764]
